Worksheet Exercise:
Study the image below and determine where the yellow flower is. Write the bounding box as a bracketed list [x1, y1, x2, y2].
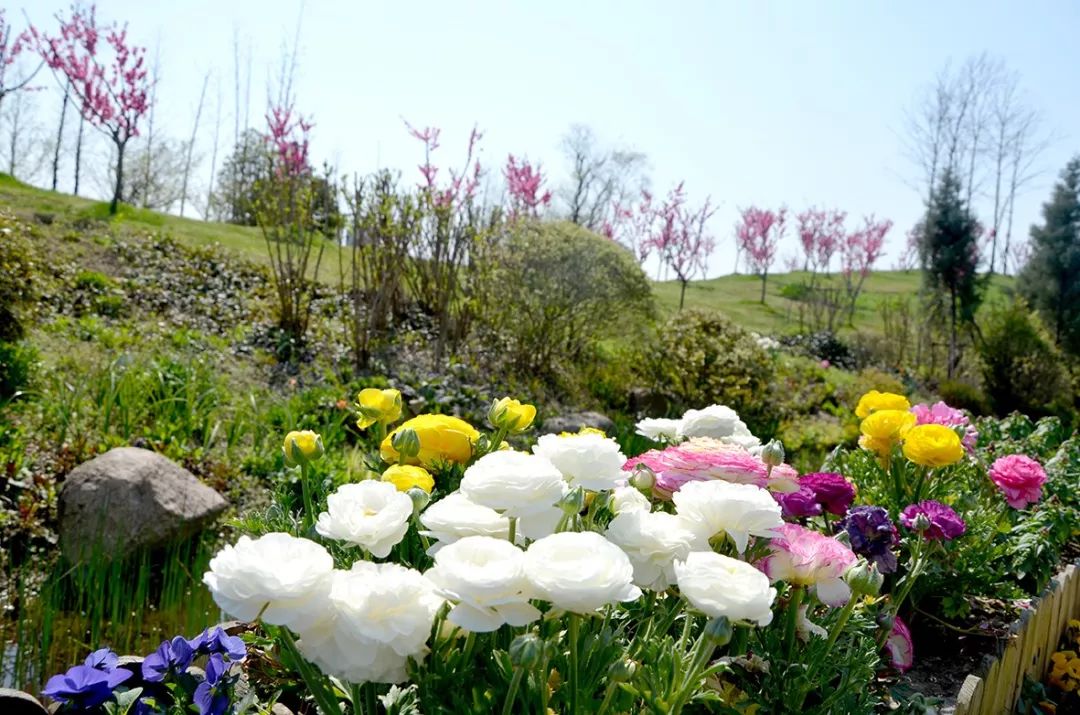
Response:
[902, 424, 964, 468]
[855, 390, 911, 419]
[559, 427, 606, 438]
[488, 397, 537, 433]
[356, 388, 403, 429]
[381, 464, 435, 493]
[381, 414, 480, 466]
[283, 430, 323, 467]
[858, 409, 916, 456]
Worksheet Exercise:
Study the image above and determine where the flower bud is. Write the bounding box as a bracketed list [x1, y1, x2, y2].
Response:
[912, 512, 931, 533]
[382, 464, 435, 494]
[509, 633, 544, 668]
[629, 464, 655, 492]
[391, 428, 421, 461]
[607, 658, 639, 683]
[845, 559, 884, 597]
[703, 616, 733, 647]
[761, 439, 785, 468]
[283, 430, 323, 468]
[406, 487, 431, 516]
[488, 397, 537, 433]
[355, 387, 402, 429]
[557, 486, 586, 515]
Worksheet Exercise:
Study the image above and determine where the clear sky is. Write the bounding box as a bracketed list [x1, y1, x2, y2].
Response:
[15, 0, 1080, 277]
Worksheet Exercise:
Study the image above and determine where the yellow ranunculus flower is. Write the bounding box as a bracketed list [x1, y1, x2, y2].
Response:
[559, 427, 606, 438]
[381, 464, 435, 493]
[356, 388, 403, 429]
[901, 423, 964, 468]
[283, 430, 324, 467]
[855, 390, 911, 419]
[860, 409, 915, 441]
[381, 414, 480, 466]
[489, 397, 537, 433]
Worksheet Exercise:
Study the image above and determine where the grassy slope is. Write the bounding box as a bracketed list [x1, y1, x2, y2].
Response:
[2, 174, 1015, 336]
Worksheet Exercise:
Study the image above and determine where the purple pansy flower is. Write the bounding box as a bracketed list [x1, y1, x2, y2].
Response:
[837, 505, 899, 573]
[193, 654, 231, 715]
[83, 648, 120, 672]
[900, 500, 966, 540]
[799, 472, 857, 515]
[142, 635, 196, 682]
[42, 663, 132, 708]
[189, 626, 247, 661]
[775, 485, 823, 520]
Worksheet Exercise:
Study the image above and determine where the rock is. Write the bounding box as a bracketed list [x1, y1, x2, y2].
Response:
[0, 689, 48, 715]
[59, 447, 227, 562]
[627, 388, 672, 416]
[271, 704, 296, 715]
[541, 411, 615, 436]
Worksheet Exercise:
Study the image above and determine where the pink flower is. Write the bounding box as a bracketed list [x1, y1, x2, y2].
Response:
[798, 472, 856, 516]
[623, 438, 799, 500]
[757, 523, 857, 606]
[909, 401, 977, 452]
[884, 616, 914, 672]
[989, 455, 1048, 510]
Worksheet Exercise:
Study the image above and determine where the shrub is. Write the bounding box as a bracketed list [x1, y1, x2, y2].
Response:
[482, 221, 654, 377]
[978, 301, 1074, 420]
[0, 211, 38, 341]
[0, 340, 36, 402]
[937, 379, 990, 416]
[780, 331, 862, 370]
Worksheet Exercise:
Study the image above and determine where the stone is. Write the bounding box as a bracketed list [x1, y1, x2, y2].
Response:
[59, 447, 227, 562]
[0, 689, 48, 715]
[540, 411, 615, 436]
[627, 388, 672, 416]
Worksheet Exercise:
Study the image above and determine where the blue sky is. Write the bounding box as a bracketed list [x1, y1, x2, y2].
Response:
[18, 0, 1080, 276]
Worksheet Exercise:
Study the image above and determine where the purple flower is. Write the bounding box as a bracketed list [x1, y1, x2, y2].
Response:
[799, 472, 856, 515]
[142, 635, 195, 682]
[837, 506, 898, 573]
[42, 664, 132, 707]
[83, 648, 120, 671]
[189, 626, 247, 661]
[900, 500, 965, 541]
[193, 654, 231, 715]
[775, 485, 823, 520]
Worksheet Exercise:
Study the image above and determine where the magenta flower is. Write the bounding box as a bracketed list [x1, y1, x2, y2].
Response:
[623, 438, 799, 500]
[884, 616, 914, 672]
[910, 401, 977, 452]
[758, 523, 857, 606]
[989, 454, 1048, 510]
[899, 500, 965, 541]
[798, 472, 856, 515]
[775, 486, 823, 520]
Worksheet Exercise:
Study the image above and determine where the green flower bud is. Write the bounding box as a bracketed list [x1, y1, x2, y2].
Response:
[558, 486, 587, 515]
[761, 439, 785, 468]
[509, 633, 544, 668]
[845, 559, 884, 597]
[283, 430, 324, 468]
[629, 464, 655, 492]
[703, 616, 733, 646]
[912, 512, 931, 533]
[391, 428, 421, 460]
[406, 487, 431, 516]
[607, 658, 639, 683]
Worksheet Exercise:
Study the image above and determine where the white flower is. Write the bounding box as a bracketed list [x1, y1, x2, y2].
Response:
[315, 481, 412, 558]
[610, 485, 651, 515]
[673, 480, 783, 553]
[524, 531, 641, 612]
[674, 552, 776, 626]
[460, 451, 568, 519]
[203, 533, 333, 632]
[604, 511, 702, 591]
[424, 536, 540, 632]
[677, 404, 752, 443]
[797, 604, 827, 640]
[517, 505, 565, 540]
[419, 491, 511, 553]
[298, 561, 442, 684]
[531, 432, 627, 492]
[635, 417, 683, 442]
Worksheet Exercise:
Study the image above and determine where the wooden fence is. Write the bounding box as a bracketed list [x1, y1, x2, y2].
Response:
[955, 562, 1080, 715]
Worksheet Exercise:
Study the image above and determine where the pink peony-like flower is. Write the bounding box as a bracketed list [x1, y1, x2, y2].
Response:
[623, 438, 799, 500]
[757, 523, 857, 606]
[899, 500, 965, 541]
[798, 472, 856, 515]
[884, 616, 914, 672]
[909, 401, 977, 452]
[989, 455, 1048, 510]
[774, 486, 823, 520]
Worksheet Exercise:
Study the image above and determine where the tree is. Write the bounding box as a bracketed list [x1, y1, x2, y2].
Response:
[32, 4, 151, 214]
[841, 215, 892, 323]
[919, 168, 985, 378]
[558, 124, 648, 233]
[210, 128, 265, 224]
[1019, 157, 1080, 355]
[796, 208, 845, 275]
[0, 10, 39, 114]
[735, 206, 787, 303]
[650, 184, 716, 310]
[504, 154, 552, 220]
[122, 137, 191, 210]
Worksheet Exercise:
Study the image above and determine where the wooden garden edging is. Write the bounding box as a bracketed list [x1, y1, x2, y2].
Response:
[955, 562, 1080, 715]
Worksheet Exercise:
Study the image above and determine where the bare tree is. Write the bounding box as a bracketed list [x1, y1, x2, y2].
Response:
[73, 111, 84, 195]
[123, 137, 192, 210]
[50, 82, 68, 190]
[139, 45, 161, 208]
[179, 70, 209, 216]
[4, 86, 44, 177]
[558, 124, 648, 232]
[204, 73, 223, 220]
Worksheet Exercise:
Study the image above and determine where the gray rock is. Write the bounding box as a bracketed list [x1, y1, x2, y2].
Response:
[59, 447, 227, 562]
[0, 688, 47, 715]
[627, 388, 672, 416]
[541, 411, 615, 436]
[271, 704, 296, 715]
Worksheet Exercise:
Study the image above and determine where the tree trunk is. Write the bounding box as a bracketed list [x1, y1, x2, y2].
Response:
[948, 290, 957, 379]
[74, 116, 85, 196]
[679, 279, 687, 310]
[760, 271, 767, 304]
[110, 141, 126, 215]
[52, 86, 69, 191]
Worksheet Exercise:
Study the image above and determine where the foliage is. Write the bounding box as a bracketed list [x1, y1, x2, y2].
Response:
[0, 339, 36, 402]
[0, 209, 38, 340]
[780, 331, 861, 371]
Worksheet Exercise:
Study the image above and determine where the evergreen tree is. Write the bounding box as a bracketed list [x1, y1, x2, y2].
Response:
[1020, 156, 1080, 355]
[919, 168, 985, 378]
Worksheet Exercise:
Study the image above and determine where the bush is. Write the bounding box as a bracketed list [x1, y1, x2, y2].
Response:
[937, 379, 990, 416]
[0, 211, 38, 341]
[779, 331, 862, 370]
[978, 301, 1074, 420]
[482, 221, 654, 377]
[0, 340, 36, 401]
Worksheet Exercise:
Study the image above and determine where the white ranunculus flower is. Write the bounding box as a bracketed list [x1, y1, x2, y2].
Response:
[203, 532, 333, 632]
[610, 485, 651, 515]
[726, 423, 763, 450]
[673, 480, 783, 553]
[424, 536, 540, 632]
[674, 551, 776, 626]
[677, 404, 752, 443]
[517, 505, 564, 540]
[531, 433, 627, 492]
[298, 561, 442, 684]
[604, 511, 702, 591]
[635, 417, 683, 442]
[524, 531, 641, 612]
[315, 481, 412, 558]
[459, 451, 568, 519]
[418, 491, 511, 553]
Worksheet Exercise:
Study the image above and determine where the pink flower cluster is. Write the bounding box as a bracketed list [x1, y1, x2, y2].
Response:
[735, 205, 787, 276]
[404, 120, 483, 209]
[909, 401, 977, 452]
[622, 438, 798, 500]
[266, 104, 312, 178]
[757, 523, 857, 606]
[989, 455, 1048, 510]
[504, 155, 552, 220]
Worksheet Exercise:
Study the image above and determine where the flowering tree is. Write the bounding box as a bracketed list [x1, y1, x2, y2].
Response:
[32, 4, 150, 214]
[504, 154, 552, 220]
[652, 184, 716, 309]
[841, 215, 892, 323]
[0, 10, 39, 113]
[795, 208, 846, 275]
[735, 206, 787, 303]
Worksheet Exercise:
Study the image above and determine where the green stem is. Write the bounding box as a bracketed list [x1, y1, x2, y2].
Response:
[501, 667, 525, 715]
[508, 516, 518, 544]
[784, 585, 804, 661]
[299, 460, 316, 532]
[569, 613, 582, 715]
[364, 681, 378, 715]
[670, 630, 719, 714]
[729, 624, 749, 657]
[597, 680, 619, 714]
[822, 594, 858, 655]
[278, 628, 342, 715]
[350, 684, 364, 714]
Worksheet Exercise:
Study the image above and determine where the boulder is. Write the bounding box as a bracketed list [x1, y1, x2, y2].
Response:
[627, 388, 672, 416]
[0, 689, 48, 715]
[59, 447, 227, 562]
[541, 411, 615, 436]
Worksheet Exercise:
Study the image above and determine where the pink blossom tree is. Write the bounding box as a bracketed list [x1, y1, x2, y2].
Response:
[0, 10, 40, 114]
[841, 215, 892, 322]
[32, 4, 150, 214]
[651, 184, 716, 309]
[735, 206, 787, 303]
[795, 207, 846, 275]
[504, 154, 552, 220]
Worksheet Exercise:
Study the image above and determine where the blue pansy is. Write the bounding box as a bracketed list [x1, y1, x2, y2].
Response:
[142, 635, 196, 682]
[193, 654, 231, 715]
[188, 626, 246, 661]
[42, 663, 132, 708]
